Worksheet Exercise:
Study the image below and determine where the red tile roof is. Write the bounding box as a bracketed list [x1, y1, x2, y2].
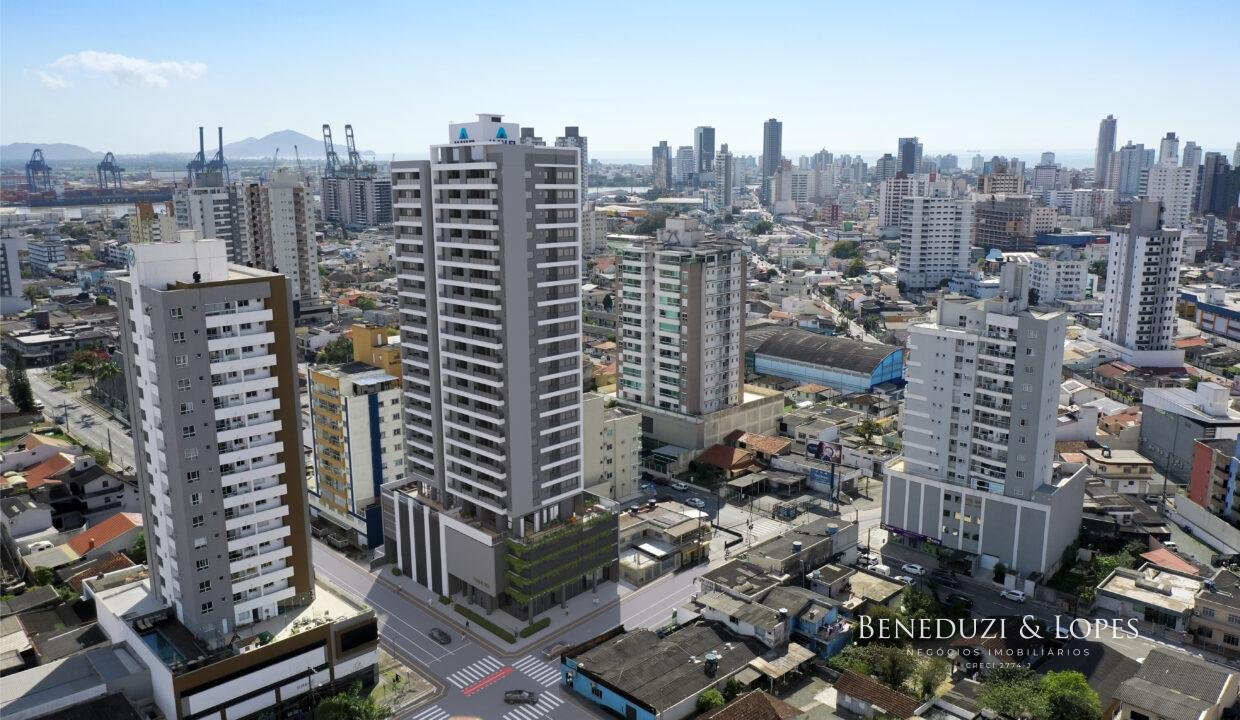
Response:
[700, 690, 804, 720]
[1174, 337, 1208, 349]
[66, 552, 136, 591]
[22, 453, 73, 489]
[738, 432, 793, 456]
[698, 444, 757, 471]
[67, 512, 143, 555]
[834, 670, 922, 718]
[1140, 549, 1201, 576]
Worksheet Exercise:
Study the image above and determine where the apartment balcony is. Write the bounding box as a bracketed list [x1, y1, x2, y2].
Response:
[228, 545, 293, 576]
[225, 524, 290, 553]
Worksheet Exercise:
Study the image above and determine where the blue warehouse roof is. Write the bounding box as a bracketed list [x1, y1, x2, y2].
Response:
[749, 326, 901, 374]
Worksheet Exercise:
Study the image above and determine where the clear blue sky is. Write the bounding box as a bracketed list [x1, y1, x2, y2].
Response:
[2, 0, 1237, 163]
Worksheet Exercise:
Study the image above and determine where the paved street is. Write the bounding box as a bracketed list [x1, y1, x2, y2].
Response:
[27, 368, 136, 472]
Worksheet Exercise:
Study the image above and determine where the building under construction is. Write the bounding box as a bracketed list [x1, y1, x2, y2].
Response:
[320, 124, 391, 229]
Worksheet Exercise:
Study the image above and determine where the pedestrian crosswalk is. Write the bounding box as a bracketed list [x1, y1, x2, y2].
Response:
[409, 705, 449, 720]
[445, 655, 505, 689]
[501, 691, 564, 720]
[511, 654, 563, 687]
[746, 516, 788, 542]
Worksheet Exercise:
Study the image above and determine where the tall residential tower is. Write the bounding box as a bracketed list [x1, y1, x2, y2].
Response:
[386, 114, 617, 617]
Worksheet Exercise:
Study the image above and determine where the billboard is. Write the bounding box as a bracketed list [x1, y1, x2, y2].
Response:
[807, 440, 843, 464]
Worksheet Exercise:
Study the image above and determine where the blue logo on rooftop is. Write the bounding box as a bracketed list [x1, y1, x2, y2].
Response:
[496, 127, 508, 139]
[459, 127, 469, 140]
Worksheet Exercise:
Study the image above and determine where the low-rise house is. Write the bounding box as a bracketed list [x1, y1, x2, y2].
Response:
[1081, 447, 1156, 495]
[618, 502, 711, 585]
[65, 511, 142, 561]
[1114, 648, 1238, 720]
[745, 517, 858, 576]
[1191, 568, 1240, 658]
[1, 496, 53, 541]
[561, 622, 764, 720]
[1096, 564, 1201, 632]
[834, 670, 925, 719]
[698, 690, 803, 720]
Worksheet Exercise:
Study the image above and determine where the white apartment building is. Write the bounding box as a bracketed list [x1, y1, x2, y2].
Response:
[321, 175, 393, 229]
[555, 126, 588, 201]
[583, 392, 642, 502]
[883, 266, 1085, 576]
[174, 181, 248, 264]
[386, 114, 617, 617]
[714, 144, 735, 208]
[1028, 255, 1089, 304]
[1068, 187, 1116, 223]
[1095, 198, 1185, 367]
[238, 169, 321, 301]
[1142, 162, 1198, 228]
[581, 200, 609, 256]
[117, 231, 312, 640]
[617, 217, 746, 416]
[877, 175, 950, 230]
[897, 194, 974, 290]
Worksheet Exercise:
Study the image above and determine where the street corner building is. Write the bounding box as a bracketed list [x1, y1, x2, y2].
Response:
[383, 114, 619, 619]
[100, 232, 378, 720]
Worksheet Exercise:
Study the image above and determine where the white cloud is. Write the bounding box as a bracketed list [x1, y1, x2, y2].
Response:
[35, 70, 70, 89]
[46, 50, 207, 88]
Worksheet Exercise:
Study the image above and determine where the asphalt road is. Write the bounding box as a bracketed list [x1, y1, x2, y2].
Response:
[312, 541, 608, 720]
[28, 368, 136, 472]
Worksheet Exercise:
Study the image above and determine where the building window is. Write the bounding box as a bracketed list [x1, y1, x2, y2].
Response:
[1228, 614, 1240, 625]
[198, 580, 211, 592]
[191, 492, 202, 506]
[590, 686, 603, 699]
[177, 378, 192, 391]
[196, 558, 209, 571]
[187, 470, 200, 482]
[1201, 607, 1216, 618]
[1226, 634, 1240, 647]
[201, 602, 213, 614]
[182, 426, 196, 439]
[172, 331, 186, 343]
[184, 448, 199, 461]
[170, 308, 183, 319]
[191, 514, 205, 528]
[175, 354, 189, 367]
[179, 401, 194, 414]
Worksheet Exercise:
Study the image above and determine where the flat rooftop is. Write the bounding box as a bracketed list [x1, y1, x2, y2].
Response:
[570, 622, 761, 713]
[1099, 566, 1201, 614]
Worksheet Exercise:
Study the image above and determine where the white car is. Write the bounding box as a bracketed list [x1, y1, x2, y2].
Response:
[893, 575, 914, 584]
[871, 564, 892, 577]
[685, 497, 706, 509]
[900, 563, 926, 576]
[999, 588, 1027, 603]
[1163, 540, 1179, 551]
[670, 482, 690, 491]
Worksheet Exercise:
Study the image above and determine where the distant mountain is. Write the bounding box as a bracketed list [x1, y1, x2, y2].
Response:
[223, 130, 330, 159]
[1, 142, 103, 163]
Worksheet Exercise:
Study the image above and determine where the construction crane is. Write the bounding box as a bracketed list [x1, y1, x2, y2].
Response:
[186, 127, 207, 181]
[97, 152, 124, 189]
[294, 144, 306, 181]
[344, 124, 362, 173]
[322, 124, 341, 177]
[204, 127, 228, 181]
[270, 148, 280, 178]
[25, 149, 51, 192]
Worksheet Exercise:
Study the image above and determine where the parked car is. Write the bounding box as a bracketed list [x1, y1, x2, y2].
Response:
[1163, 540, 1179, 551]
[999, 588, 1027, 603]
[901, 563, 926, 576]
[428, 628, 451, 645]
[945, 593, 974, 609]
[686, 497, 706, 509]
[931, 569, 959, 587]
[893, 575, 914, 584]
[504, 690, 540, 705]
[26, 540, 53, 553]
[670, 481, 690, 491]
[871, 564, 892, 577]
